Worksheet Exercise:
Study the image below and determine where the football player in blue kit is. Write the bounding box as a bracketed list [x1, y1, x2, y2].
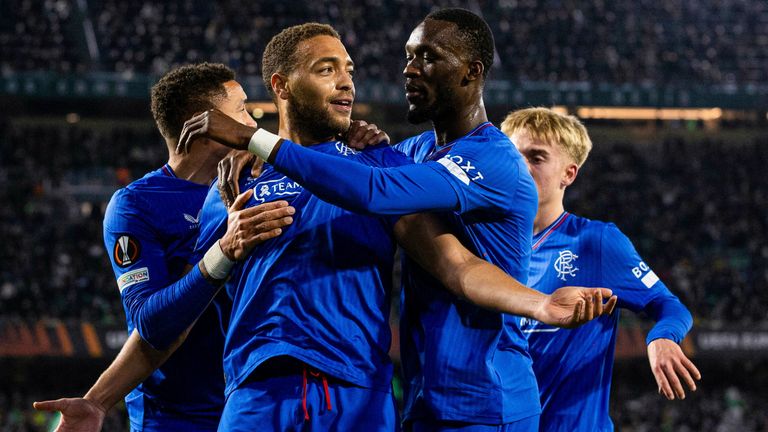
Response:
[178, 9, 615, 432]
[33, 63, 296, 432]
[500, 107, 701, 432]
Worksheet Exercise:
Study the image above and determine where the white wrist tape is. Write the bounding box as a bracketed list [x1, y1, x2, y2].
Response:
[247, 128, 282, 160]
[202, 241, 235, 280]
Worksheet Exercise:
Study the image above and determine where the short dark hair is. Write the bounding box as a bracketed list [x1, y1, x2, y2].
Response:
[425, 8, 495, 78]
[150, 62, 235, 141]
[262, 23, 340, 99]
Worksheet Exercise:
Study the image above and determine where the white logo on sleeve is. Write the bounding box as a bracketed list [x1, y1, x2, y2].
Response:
[632, 261, 659, 288]
[554, 250, 579, 281]
[117, 267, 149, 293]
[437, 153, 484, 186]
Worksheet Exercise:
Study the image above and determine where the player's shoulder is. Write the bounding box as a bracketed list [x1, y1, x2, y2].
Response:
[393, 130, 434, 156]
[561, 213, 617, 241]
[566, 214, 636, 256]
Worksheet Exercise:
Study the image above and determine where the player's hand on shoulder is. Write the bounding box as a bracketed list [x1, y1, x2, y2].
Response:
[343, 120, 390, 149]
[33, 397, 106, 432]
[177, 109, 257, 154]
[647, 338, 701, 400]
[219, 189, 295, 261]
[218, 150, 264, 208]
[538, 286, 618, 328]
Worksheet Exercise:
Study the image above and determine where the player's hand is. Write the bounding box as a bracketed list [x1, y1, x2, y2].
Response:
[647, 338, 701, 400]
[33, 397, 106, 432]
[343, 120, 390, 149]
[218, 189, 295, 261]
[177, 109, 258, 154]
[536, 287, 617, 328]
[218, 150, 265, 208]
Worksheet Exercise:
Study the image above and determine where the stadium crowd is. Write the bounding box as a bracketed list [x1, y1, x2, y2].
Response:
[2, 0, 767, 84]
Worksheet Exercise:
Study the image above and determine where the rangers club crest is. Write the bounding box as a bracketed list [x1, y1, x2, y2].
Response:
[554, 249, 579, 281]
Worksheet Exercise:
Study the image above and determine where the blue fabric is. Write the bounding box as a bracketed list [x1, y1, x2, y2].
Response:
[407, 414, 539, 432]
[523, 212, 692, 432]
[645, 293, 693, 344]
[195, 142, 412, 403]
[393, 125, 540, 425]
[217, 366, 398, 432]
[103, 167, 225, 431]
[273, 141, 457, 214]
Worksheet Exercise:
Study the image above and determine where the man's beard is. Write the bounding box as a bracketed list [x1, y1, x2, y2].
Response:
[406, 85, 455, 125]
[287, 96, 350, 141]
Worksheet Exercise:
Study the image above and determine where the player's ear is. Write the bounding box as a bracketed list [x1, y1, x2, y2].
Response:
[272, 73, 290, 100]
[465, 60, 484, 83]
[562, 163, 579, 188]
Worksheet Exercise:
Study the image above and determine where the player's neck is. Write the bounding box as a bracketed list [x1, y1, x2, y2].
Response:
[278, 109, 335, 146]
[432, 98, 488, 145]
[166, 144, 221, 185]
[534, 201, 566, 235]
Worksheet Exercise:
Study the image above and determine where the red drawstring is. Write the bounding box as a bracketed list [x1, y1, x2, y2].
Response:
[301, 366, 333, 421]
[321, 374, 332, 411]
[301, 368, 310, 420]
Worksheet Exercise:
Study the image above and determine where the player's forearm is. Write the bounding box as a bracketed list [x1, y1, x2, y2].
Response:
[449, 255, 548, 316]
[132, 264, 222, 350]
[395, 213, 547, 317]
[645, 293, 693, 344]
[253, 135, 459, 214]
[83, 330, 183, 411]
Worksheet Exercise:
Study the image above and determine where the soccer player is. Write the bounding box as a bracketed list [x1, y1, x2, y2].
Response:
[179, 9, 590, 432]
[33, 63, 296, 432]
[500, 107, 701, 431]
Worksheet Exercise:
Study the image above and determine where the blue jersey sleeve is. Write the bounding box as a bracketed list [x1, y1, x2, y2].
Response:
[104, 189, 221, 350]
[600, 223, 668, 312]
[600, 223, 694, 344]
[643, 292, 693, 344]
[192, 183, 229, 262]
[272, 140, 460, 215]
[273, 136, 530, 215]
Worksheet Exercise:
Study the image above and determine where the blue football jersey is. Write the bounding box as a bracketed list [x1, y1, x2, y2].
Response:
[524, 212, 680, 432]
[195, 142, 412, 397]
[394, 123, 540, 424]
[103, 165, 225, 431]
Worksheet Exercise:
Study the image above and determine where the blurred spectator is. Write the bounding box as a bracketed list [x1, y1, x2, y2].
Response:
[3, 0, 767, 85]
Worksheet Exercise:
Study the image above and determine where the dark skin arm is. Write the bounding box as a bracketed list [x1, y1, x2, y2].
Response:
[176, 109, 389, 160]
[394, 213, 617, 326]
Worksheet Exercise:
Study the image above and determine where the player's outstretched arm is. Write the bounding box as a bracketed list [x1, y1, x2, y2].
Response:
[394, 213, 617, 326]
[179, 109, 461, 215]
[644, 294, 701, 400]
[33, 329, 181, 432]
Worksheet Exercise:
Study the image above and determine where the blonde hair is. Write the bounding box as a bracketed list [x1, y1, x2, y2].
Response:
[500, 107, 592, 167]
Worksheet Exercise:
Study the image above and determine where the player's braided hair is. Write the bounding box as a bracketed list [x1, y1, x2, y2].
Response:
[425, 8, 495, 79]
[150, 62, 235, 141]
[262, 23, 341, 99]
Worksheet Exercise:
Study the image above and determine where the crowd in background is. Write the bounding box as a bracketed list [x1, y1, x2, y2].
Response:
[3, 0, 767, 84]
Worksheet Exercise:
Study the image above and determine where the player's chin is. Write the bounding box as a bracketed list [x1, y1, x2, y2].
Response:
[329, 113, 352, 133]
[406, 106, 431, 124]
